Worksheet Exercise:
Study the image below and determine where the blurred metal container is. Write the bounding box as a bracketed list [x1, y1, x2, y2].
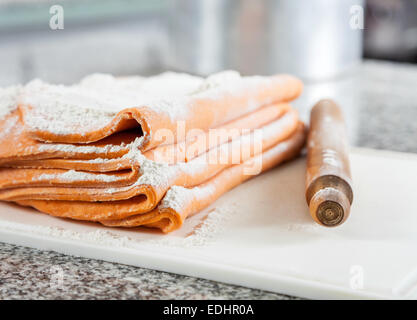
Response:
[364, 0, 417, 62]
[167, 0, 364, 81]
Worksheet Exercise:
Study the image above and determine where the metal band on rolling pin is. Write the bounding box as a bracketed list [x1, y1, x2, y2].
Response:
[305, 99, 353, 227]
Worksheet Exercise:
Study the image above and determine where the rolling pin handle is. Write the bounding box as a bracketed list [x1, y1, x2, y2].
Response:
[309, 186, 351, 226]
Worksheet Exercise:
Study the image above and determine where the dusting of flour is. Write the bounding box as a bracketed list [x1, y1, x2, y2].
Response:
[20, 71, 272, 136]
[37, 141, 129, 155]
[160, 185, 216, 212]
[34, 169, 123, 183]
[0, 203, 238, 249]
[0, 85, 22, 120]
[146, 203, 239, 247]
[0, 220, 131, 247]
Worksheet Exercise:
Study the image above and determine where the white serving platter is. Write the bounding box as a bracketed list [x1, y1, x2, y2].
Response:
[0, 148, 417, 299]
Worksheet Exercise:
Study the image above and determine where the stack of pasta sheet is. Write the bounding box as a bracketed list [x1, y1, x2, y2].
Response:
[0, 71, 306, 233]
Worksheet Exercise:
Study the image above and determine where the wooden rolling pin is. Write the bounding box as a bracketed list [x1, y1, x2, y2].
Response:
[305, 99, 353, 227]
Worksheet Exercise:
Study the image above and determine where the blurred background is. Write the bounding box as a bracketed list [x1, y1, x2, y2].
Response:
[0, 0, 416, 86]
[0, 0, 416, 151]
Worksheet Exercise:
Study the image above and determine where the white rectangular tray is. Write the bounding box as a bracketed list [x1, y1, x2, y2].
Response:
[1, 148, 417, 299]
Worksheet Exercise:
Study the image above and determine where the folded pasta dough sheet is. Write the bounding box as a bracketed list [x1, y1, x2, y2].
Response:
[0, 71, 305, 233]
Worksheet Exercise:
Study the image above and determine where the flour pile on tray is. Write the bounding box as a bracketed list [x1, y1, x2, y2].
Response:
[0, 71, 306, 233]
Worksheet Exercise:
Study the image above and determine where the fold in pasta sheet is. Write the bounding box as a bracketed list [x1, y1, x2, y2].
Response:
[0, 110, 133, 165]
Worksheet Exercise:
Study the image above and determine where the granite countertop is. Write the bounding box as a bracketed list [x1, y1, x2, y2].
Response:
[1, 60, 416, 300]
